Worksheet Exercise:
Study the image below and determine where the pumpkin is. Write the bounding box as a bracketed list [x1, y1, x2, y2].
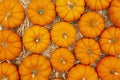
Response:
[108, 0, 120, 27]
[56, 0, 85, 22]
[51, 22, 76, 47]
[0, 30, 22, 60]
[23, 25, 50, 53]
[27, 0, 56, 26]
[97, 56, 120, 80]
[67, 64, 98, 80]
[50, 48, 75, 72]
[99, 27, 120, 56]
[0, 62, 19, 80]
[74, 38, 101, 65]
[85, 0, 112, 10]
[0, 0, 25, 28]
[78, 12, 105, 38]
[19, 54, 51, 80]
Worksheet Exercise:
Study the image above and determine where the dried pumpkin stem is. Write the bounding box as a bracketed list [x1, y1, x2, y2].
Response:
[62, 33, 68, 39]
[0, 43, 8, 48]
[109, 38, 116, 43]
[90, 21, 98, 27]
[67, 1, 74, 9]
[32, 70, 38, 77]
[60, 59, 66, 64]
[82, 77, 87, 80]
[2, 76, 8, 80]
[4, 12, 11, 21]
[38, 9, 45, 15]
[110, 70, 118, 76]
[86, 49, 93, 55]
[35, 38, 40, 43]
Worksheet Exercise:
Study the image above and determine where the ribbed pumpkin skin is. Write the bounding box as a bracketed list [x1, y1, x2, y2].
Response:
[0, 0, 25, 28]
[85, 0, 112, 10]
[97, 56, 120, 80]
[19, 54, 51, 80]
[0, 30, 22, 60]
[99, 27, 120, 56]
[27, 0, 56, 26]
[108, 0, 120, 27]
[50, 48, 75, 72]
[51, 22, 76, 47]
[78, 12, 105, 38]
[56, 0, 85, 22]
[67, 64, 98, 80]
[23, 25, 50, 53]
[74, 38, 101, 65]
[0, 62, 19, 80]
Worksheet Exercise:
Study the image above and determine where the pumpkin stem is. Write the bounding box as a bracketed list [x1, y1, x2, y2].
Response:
[0, 43, 8, 48]
[35, 38, 40, 43]
[4, 12, 11, 21]
[68, 1, 74, 9]
[90, 21, 98, 27]
[62, 33, 68, 39]
[109, 38, 116, 43]
[2, 76, 8, 80]
[110, 70, 118, 76]
[82, 77, 87, 80]
[32, 70, 38, 77]
[86, 49, 93, 55]
[38, 9, 45, 15]
[60, 59, 66, 64]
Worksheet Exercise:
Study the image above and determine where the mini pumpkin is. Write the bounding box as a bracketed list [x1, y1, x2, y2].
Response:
[0, 62, 19, 80]
[78, 12, 105, 38]
[67, 64, 98, 80]
[97, 56, 120, 80]
[23, 25, 50, 53]
[0, 30, 22, 60]
[50, 48, 75, 72]
[74, 38, 101, 65]
[99, 27, 120, 56]
[85, 0, 112, 10]
[56, 0, 85, 22]
[19, 54, 51, 80]
[51, 22, 76, 47]
[108, 0, 120, 27]
[0, 0, 25, 28]
[27, 0, 56, 26]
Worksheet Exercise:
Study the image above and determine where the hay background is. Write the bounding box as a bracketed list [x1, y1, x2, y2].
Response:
[0, 0, 114, 80]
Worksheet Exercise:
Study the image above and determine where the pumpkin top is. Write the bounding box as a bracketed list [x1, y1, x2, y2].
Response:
[97, 56, 120, 80]
[23, 25, 50, 53]
[50, 48, 75, 72]
[51, 22, 76, 47]
[99, 27, 120, 55]
[27, 0, 56, 26]
[0, 0, 25, 28]
[0, 30, 22, 60]
[56, 0, 85, 21]
[0, 62, 19, 80]
[19, 54, 51, 79]
[78, 12, 105, 38]
[74, 38, 101, 64]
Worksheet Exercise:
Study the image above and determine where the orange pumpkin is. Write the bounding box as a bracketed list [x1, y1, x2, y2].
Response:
[99, 27, 120, 56]
[0, 62, 19, 80]
[97, 56, 120, 80]
[108, 0, 120, 27]
[51, 22, 76, 47]
[78, 12, 105, 38]
[56, 0, 85, 22]
[74, 38, 101, 65]
[85, 0, 112, 10]
[19, 54, 51, 80]
[23, 25, 50, 53]
[67, 64, 98, 80]
[27, 0, 56, 26]
[50, 48, 75, 72]
[0, 30, 22, 60]
[0, 0, 25, 28]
